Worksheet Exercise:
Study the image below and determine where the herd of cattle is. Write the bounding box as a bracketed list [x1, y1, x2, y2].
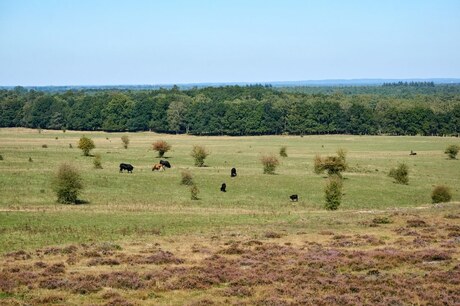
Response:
[119, 162, 299, 201]
[119, 160, 171, 173]
[117, 150, 419, 201]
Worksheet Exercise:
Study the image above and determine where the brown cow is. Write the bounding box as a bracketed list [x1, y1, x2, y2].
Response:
[152, 163, 165, 171]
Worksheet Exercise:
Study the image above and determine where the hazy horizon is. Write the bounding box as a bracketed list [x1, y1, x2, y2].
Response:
[1, 0, 459, 86]
[2, 78, 460, 89]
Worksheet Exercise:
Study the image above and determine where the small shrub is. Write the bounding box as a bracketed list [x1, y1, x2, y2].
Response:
[431, 185, 452, 204]
[96, 242, 122, 252]
[69, 143, 73, 149]
[191, 145, 209, 167]
[261, 154, 280, 174]
[121, 135, 129, 149]
[93, 154, 103, 169]
[372, 217, 392, 225]
[42, 144, 48, 148]
[190, 185, 199, 200]
[32, 295, 65, 304]
[0, 154, 3, 160]
[279, 146, 287, 157]
[407, 219, 427, 227]
[153, 140, 171, 158]
[55, 137, 58, 140]
[52, 163, 83, 204]
[264, 231, 282, 238]
[337, 148, 346, 160]
[313, 154, 323, 174]
[78, 136, 95, 156]
[28, 157, 33, 162]
[62, 128, 66, 133]
[324, 175, 343, 210]
[314, 149, 348, 177]
[444, 144, 459, 159]
[389, 163, 409, 184]
[138, 250, 183, 265]
[181, 170, 194, 185]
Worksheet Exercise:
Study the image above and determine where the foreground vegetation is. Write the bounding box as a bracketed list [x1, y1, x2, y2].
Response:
[1, 205, 459, 305]
[0, 128, 459, 304]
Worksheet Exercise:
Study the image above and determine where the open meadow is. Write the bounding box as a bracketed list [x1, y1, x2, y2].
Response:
[0, 128, 459, 305]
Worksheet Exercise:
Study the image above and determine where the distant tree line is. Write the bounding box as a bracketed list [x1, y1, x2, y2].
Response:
[278, 83, 460, 96]
[382, 81, 435, 87]
[1, 85, 459, 136]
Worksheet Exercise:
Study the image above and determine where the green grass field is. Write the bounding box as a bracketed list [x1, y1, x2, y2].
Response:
[0, 128, 459, 252]
[1, 128, 460, 305]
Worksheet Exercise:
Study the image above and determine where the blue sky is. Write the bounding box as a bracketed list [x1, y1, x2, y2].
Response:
[0, 0, 459, 85]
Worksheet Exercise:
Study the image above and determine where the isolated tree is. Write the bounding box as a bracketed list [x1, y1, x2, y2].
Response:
[389, 163, 409, 184]
[444, 144, 459, 159]
[191, 145, 209, 167]
[52, 163, 83, 204]
[121, 135, 130, 149]
[152, 140, 171, 158]
[78, 136, 95, 156]
[324, 175, 343, 210]
[261, 154, 280, 174]
[314, 149, 348, 177]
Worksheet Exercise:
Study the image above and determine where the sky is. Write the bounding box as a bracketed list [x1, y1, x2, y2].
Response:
[0, 0, 459, 86]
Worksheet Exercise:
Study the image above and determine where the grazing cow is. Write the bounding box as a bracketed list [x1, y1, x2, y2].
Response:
[119, 163, 134, 173]
[231, 168, 237, 177]
[220, 183, 227, 192]
[410, 150, 417, 156]
[290, 194, 298, 202]
[152, 163, 165, 171]
[160, 160, 171, 168]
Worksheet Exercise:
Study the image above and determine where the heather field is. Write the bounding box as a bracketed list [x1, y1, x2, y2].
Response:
[0, 128, 459, 305]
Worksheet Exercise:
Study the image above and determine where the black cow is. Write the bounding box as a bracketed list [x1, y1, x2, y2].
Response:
[410, 150, 417, 156]
[290, 194, 298, 202]
[160, 160, 171, 168]
[220, 183, 227, 192]
[231, 168, 237, 177]
[119, 163, 134, 173]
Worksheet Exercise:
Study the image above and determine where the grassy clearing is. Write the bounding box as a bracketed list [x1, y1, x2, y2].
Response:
[0, 128, 459, 253]
[0, 128, 459, 304]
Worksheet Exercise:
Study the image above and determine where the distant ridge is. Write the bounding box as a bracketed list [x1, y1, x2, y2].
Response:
[1, 78, 459, 91]
[270, 78, 460, 86]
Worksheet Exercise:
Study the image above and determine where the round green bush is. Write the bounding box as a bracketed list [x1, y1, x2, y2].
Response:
[444, 144, 459, 159]
[78, 136, 95, 156]
[52, 163, 83, 204]
[431, 185, 452, 204]
[389, 163, 409, 185]
[191, 145, 209, 167]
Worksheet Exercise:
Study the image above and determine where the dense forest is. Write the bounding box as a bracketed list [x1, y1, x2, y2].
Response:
[1, 84, 459, 136]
